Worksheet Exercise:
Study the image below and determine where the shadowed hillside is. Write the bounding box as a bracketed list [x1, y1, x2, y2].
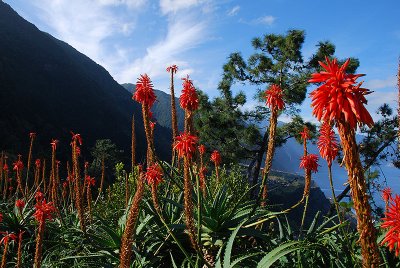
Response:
[0, 1, 172, 162]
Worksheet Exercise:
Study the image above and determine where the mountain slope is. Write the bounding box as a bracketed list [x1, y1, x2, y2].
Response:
[122, 83, 185, 132]
[0, 2, 172, 161]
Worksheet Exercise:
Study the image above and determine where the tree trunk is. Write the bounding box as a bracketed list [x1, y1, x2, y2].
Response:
[248, 129, 269, 197]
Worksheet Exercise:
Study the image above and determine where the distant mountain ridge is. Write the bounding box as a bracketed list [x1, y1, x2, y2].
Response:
[0, 2, 172, 161]
[122, 83, 185, 132]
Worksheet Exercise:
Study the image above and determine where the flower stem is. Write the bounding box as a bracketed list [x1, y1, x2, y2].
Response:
[328, 165, 342, 223]
[0, 241, 8, 268]
[337, 122, 380, 267]
[119, 173, 144, 268]
[34, 220, 45, 268]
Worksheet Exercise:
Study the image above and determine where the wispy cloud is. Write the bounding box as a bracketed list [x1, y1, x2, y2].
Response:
[364, 76, 397, 90]
[117, 16, 207, 82]
[227, 5, 240, 16]
[29, 0, 143, 70]
[253, 15, 276, 26]
[97, 0, 146, 9]
[159, 0, 201, 15]
[114, 0, 213, 88]
[239, 15, 276, 26]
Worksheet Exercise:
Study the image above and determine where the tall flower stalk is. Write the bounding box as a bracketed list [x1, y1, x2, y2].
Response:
[180, 75, 199, 134]
[0, 152, 3, 196]
[167, 65, 179, 165]
[25, 132, 36, 195]
[120, 74, 156, 267]
[145, 163, 164, 214]
[131, 114, 136, 173]
[16, 230, 24, 268]
[210, 150, 221, 184]
[71, 133, 86, 233]
[174, 132, 200, 251]
[309, 57, 380, 267]
[198, 145, 207, 197]
[0, 232, 17, 268]
[133, 74, 157, 165]
[41, 159, 46, 196]
[2, 159, 8, 200]
[382, 187, 392, 211]
[34, 159, 41, 189]
[85, 176, 95, 223]
[13, 157, 24, 198]
[97, 156, 105, 201]
[260, 84, 285, 207]
[317, 121, 341, 222]
[49, 139, 59, 205]
[33, 193, 56, 268]
[299, 153, 319, 230]
[119, 170, 145, 268]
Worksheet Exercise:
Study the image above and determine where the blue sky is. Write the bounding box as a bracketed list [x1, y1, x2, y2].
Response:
[5, 0, 399, 123]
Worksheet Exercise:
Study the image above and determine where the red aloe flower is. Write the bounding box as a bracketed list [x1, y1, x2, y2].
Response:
[0, 231, 17, 268]
[145, 163, 164, 186]
[166, 64, 178, 73]
[309, 57, 373, 129]
[33, 199, 56, 223]
[71, 132, 83, 145]
[0, 213, 2, 223]
[299, 154, 319, 173]
[382, 187, 393, 203]
[300, 126, 311, 142]
[3, 163, 8, 172]
[174, 132, 198, 160]
[35, 159, 41, 168]
[264, 84, 285, 110]
[50, 139, 59, 151]
[199, 166, 207, 179]
[198, 144, 206, 156]
[317, 122, 339, 167]
[180, 75, 199, 111]
[133, 74, 156, 108]
[0, 232, 17, 245]
[210, 150, 221, 166]
[15, 199, 25, 210]
[85, 176, 95, 187]
[63, 181, 68, 189]
[13, 160, 24, 171]
[29, 132, 37, 139]
[35, 191, 44, 202]
[381, 194, 400, 256]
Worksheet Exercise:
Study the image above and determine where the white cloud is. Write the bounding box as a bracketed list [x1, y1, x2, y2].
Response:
[159, 0, 200, 15]
[368, 91, 397, 107]
[97, 0, 146, 9]
[117, 16, 207, 83]
[30, 0, 139, 68]
[254, 15, 276, 25]
[227, 5, 240, 16]
[364, 76, 397, 90]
